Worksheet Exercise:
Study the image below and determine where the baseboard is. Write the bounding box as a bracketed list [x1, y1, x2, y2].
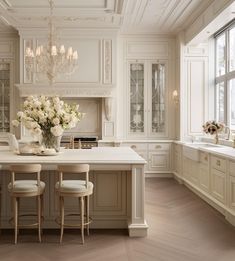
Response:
[145, 172, 173, 178]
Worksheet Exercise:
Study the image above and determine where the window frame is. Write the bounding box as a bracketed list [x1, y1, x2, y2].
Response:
[215, 20, 235, 130]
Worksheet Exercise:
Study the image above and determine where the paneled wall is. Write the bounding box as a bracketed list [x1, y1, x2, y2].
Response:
[181, 43, 209, 140]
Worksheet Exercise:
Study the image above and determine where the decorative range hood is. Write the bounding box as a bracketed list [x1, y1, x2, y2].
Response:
[15, 84, 114, 98]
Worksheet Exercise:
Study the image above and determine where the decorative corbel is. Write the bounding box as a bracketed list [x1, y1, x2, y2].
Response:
[104, 97, 113, 121]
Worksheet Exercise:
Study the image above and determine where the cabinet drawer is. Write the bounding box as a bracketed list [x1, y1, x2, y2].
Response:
[229, 161, 235, 177]
[200, 152, 209, 165]
[148, 143, 171, 151]
[121, 143, 147, 151]
[211, 156, 226, 172]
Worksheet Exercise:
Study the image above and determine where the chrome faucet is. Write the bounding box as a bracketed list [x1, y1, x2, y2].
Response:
[224, 126, 231, 140]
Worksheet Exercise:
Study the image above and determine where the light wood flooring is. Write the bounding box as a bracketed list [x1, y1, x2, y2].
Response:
[0, 178, 235, 261]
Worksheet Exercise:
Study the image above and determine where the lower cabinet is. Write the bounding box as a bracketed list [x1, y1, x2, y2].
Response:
[229, 176, 235, 211]
[199, 152, 210, 193]
[121, 142, 172, 175]
[211, 168, 226, 204]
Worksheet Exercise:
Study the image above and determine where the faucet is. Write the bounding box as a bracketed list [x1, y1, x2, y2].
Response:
[224, 126, 231, 140]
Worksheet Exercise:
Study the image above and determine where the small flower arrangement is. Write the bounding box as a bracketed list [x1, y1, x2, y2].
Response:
[202, 120, 224, 135]
[12, 95, 83, 151]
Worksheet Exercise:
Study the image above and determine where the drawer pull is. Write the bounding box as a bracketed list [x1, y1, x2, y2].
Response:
[131, 145, 137, 149]
[155, 145, 162, 149]
[216, 160, 221, 166]
[204, 156, 208, 161]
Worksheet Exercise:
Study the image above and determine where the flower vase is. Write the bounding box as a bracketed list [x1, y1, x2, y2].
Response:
[40, 131, 62, 152]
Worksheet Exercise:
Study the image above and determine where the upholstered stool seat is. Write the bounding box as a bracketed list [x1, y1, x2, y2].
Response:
[8, 164, 45, 244]
[56, 164, 93, 244]
[55, 180, 93, 194]
[8, 180, 45, 194]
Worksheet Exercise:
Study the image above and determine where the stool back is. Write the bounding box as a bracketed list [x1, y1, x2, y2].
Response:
[9, 164, 42, 189]
[57, 164, 90, 188]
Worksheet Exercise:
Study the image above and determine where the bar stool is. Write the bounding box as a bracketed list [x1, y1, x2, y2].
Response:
[8, 164, 45, 244]
[55, 164, 93, 244]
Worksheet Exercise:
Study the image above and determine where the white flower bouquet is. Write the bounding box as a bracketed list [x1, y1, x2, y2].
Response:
[12, 95, 82, 151]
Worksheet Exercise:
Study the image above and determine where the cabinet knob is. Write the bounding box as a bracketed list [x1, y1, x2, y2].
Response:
[155, 145, 162, 149]
[131, 145, 137, 149]
[216, 160, 221, 166]
[204, 156, 208, 161]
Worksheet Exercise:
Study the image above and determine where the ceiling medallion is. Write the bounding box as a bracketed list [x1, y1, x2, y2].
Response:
[25, 0, 78, 85]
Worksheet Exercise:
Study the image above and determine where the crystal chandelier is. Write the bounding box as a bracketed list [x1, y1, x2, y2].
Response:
[25, 0, 78, 85]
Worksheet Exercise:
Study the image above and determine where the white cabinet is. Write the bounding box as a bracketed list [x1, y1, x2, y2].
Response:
[199, 152, 210, 193]
[121, 142, 171, 175]
[229, 161, 235, 212]
[210, 156, 226, 204]
[148, 143, 171, 172]
[127, 60, 167, 138]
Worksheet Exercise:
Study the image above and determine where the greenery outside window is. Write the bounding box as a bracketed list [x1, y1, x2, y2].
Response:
[215, 20, 235, 130]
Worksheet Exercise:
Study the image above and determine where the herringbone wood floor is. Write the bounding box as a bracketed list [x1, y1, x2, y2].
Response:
[1, 178, 235, 261]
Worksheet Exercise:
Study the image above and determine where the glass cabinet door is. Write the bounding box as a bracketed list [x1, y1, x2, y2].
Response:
[129, 63, 145, 134]
[151, 63, 165, 134]
[0, 62, 10, 132]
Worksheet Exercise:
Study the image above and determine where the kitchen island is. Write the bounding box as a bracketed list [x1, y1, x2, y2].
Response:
[0, 147, 148, 237]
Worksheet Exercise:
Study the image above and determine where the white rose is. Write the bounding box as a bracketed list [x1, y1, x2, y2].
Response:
[50, 125, 64, 137]
[33, 127, 42, 135]
[52, 117, 60, 125]
[17, 111, 24, 119]
[12, 119, 20, 127]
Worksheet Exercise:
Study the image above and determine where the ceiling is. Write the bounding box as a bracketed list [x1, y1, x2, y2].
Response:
[0, 0, 214, 34]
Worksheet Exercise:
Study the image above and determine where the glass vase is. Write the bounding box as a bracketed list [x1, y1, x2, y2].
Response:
[40, 131, 62, 152]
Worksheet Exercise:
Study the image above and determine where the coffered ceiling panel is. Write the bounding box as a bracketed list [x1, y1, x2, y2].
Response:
[0, 0, 124, 29]
[0, 0, 214, 34]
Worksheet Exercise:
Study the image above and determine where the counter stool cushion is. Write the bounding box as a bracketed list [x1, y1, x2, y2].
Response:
[55, 180, 93, 193]
[8, 180, 45, 194]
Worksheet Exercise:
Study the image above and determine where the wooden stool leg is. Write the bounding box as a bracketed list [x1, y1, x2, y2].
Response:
[37, 195, 41, 243]
[86, 196, 89, 236]
[80, 197, 84, 244]
[40, 194, 44, 235]
[14, 197, 18, 244]
[60, 196, 64, 243]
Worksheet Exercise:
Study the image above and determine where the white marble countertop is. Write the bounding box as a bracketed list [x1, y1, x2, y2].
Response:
[0, 147, 146, 165]
[182, 142, 235, 161]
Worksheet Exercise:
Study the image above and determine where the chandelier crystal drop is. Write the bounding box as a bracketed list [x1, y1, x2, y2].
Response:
[25, 0, 78, 85]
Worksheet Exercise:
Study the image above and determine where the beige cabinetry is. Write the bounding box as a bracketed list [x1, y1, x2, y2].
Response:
[176, 144, 235, 227]
[210, 156, 226, 204]
[199, 152, 210, 193]
[121, 142, 172, 176]
[229, 161, 235, 212]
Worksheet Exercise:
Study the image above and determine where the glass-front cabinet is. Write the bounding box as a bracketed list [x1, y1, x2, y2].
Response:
[0, 62, 10, 132]
[128, 60, 167, 138]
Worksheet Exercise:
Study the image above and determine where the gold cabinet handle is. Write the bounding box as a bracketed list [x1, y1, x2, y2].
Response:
[216, 160, 221, 166]
[155, 145, 162, 149]
[131, 145, 137, 149]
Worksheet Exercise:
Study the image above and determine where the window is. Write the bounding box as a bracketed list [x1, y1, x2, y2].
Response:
[215, 20, 235, 130]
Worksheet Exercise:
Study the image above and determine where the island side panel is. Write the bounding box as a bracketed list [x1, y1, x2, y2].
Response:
[128, 164, 148, 237]
[0, 169, 130, 230]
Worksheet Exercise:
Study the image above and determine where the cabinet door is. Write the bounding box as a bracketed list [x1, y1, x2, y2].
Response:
[229, 176, 235, 211]
[0, 62, 10, 132]
[199, 164, 210, 193]
[148, 151, 170, 171]
[211, 168, 226, 204]
[128, 62, 147, 136]
[149, 62, 166, 137]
